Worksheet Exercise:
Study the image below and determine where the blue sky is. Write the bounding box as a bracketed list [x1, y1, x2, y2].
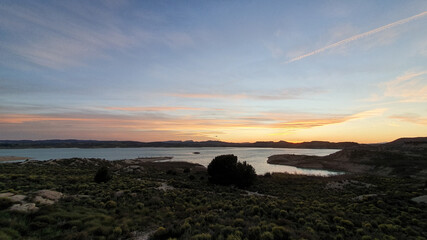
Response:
[0, 0, 426, 143]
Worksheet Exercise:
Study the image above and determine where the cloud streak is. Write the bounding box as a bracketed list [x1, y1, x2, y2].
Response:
[383, 71, 427, 102]
[106, 106, 203, 112]
[0, 2, 194, 69]
[390, 114, 427, 125]
[0, 108, 386, 141]
[286, 11, 427, 63]
[169, 88, 323, 100]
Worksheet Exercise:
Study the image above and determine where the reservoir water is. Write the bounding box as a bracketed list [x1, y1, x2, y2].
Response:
[0, 147, 340, 176]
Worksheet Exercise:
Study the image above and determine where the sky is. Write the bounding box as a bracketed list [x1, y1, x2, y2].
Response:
[0, 0, 426, 143]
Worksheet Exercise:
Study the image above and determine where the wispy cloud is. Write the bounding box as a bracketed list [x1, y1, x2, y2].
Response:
[382, 71, 427, 102]
[270, 108, 386, 129]
[285, 11, 427, 63]
[390, 114, 427, 125]
[106, 106, 203, 112]
[0, 108, 386, 141]
[0, 2, 193, 69]
[169, 88, 323, 100]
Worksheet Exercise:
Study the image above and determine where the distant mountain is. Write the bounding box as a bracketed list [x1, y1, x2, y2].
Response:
[0, 139, 359, 149]
[1, 137, 424, 150]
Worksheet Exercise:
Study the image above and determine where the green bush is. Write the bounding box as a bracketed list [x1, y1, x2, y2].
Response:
[105, 200, 117, 209]
[235, 161, 256, 188]
[152, 227, 168, 239]
[0, 198, 12, 211]
[191, 233, 211, 240]
[0, 231, 11, 240]
[272, 226, 290, 240]
[207, 155, 238, 185]
[207, 155, 256, 188]
[94, 166, 112, 183]
[260, 231, 274, 240]
[248, 226, 261, 240]
[113, 226, 122, 235]
[0, 228, 20, 240]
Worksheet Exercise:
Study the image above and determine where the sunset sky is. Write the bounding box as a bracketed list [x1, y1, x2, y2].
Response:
[0, 0, 426, 143]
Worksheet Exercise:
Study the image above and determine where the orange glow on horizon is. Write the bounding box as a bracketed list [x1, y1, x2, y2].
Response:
[0, 110, 425, 144]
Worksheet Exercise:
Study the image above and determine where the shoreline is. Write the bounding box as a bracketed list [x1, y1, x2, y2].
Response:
[267, 152, 375, 174]
[0, 156, 31, 162]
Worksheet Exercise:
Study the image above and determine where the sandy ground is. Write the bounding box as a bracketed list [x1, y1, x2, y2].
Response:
[0, 156, 31, 162]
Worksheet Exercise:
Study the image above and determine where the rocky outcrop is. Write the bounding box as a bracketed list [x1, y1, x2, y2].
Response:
[33, 190, 63, 205]
[411, 195, 427, 204]
[0, 189, 63, 212]
[10, 203, 39, 213]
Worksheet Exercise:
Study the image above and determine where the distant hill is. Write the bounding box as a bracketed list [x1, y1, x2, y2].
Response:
[268, 137, 427, 178]
[1, 137, 425, 150]
[0, 139, 359, 149]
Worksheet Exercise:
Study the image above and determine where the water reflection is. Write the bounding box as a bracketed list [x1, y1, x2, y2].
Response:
[0, 147, 341, 176]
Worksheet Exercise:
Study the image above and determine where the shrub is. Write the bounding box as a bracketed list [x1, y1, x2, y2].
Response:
[272, 226, 290, 240]
[207, 155, 256, 188]
[248, 226, 261, 240]
[105, 200, 117, 209]
[227, 233, 242, 240]
[94, 166, 112, 183]
[207, 155, 238, 185]
[152, 227, 168, 239]
[113, 226, 122, 235]
[235, 161, 256, 188]
[191, 233, 211, 240]
[260, 231, 274, 240]
[0, 228, 20, 240]
[0, 231, 11, 240]
[0, 198, 12, 211]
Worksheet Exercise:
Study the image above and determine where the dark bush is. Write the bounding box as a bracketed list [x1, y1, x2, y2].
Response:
[207, 155, 237, 185]
[94, 166, 112, 183]
[235, 161, 256, 188]
[0, 198, 13, 210]
[207, 155, 256, 188]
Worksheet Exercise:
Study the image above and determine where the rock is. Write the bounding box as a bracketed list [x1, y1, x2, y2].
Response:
[10, 203, 39, 213]
[0, 193, 14, 198]
[34, 196, 55, 205]
[352, 194, 378, 201]
[9, 194, 26, 202]
[35, 190, 63, 201]
[130, 165, 141, 169]
[411, 195, 427, 204]
[33, 190, 63, 205]
[0, 193, 26, 203]
[157, 183, 174, 191]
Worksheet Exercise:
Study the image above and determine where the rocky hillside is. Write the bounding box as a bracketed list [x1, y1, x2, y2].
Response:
[268, 137, 427, 178]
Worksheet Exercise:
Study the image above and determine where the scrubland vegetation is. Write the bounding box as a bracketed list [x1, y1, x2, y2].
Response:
[0, 157, 426, 240]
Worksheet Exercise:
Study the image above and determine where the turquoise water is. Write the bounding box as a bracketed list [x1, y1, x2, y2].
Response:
[0, 147, 341, 176]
